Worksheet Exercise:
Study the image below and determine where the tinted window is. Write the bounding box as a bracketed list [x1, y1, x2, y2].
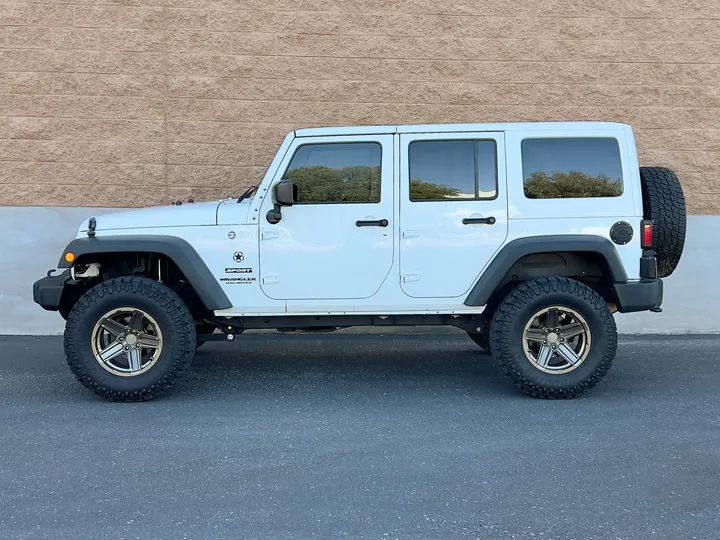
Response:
[522, 138, 623, 199]
[409, 140, 497, 201]
[284, 143, 381, 203]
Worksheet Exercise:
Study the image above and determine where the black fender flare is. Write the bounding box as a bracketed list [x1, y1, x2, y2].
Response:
[57, 235, 232, 311]
[464, 235, 628, 306]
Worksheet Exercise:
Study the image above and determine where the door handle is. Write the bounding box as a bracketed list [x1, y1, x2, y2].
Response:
[356, 219, 389, 227]
[462, 216, 496, 225]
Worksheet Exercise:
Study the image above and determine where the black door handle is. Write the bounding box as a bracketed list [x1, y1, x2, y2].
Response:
[356, 219, 389, 227]
[462, 216, 496, 225]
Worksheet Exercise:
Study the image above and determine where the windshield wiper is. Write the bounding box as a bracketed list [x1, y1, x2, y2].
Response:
[237, 185, 257, 203]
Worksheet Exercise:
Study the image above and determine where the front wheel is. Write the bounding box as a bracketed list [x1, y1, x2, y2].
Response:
[490, 277, 617, 399]
[64, 276, 196, 402]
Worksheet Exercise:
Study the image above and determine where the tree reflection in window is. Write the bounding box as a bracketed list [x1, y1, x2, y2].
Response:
[283, 143, 382, 203]
[524, 171, 622, 199]
[285, 165, 381, 203]
[522, 138, 624, 199]
[409, 179, 462, 199]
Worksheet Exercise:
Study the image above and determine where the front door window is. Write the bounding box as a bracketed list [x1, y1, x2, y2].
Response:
[284, 143, 382, 203]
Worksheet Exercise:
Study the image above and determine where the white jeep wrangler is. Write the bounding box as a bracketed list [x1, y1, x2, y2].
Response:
[33, 122, 686, 401]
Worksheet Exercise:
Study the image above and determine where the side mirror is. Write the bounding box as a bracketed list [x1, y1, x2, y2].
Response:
[266, 180, 298, 224]
[275, 180, 297, 206]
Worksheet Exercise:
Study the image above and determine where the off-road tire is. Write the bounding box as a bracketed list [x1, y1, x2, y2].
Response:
[639, 167, 686, 277]
[466, 285, 517, 354]
[64, 276, 196, 402]
[490, 277, 617, 399]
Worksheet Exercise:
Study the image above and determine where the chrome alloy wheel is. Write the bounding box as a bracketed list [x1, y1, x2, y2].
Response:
[90, 308, 163, 377]
[522, 306, 591, 374]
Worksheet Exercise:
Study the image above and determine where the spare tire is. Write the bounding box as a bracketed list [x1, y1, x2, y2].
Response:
[639, 167, 686, 278]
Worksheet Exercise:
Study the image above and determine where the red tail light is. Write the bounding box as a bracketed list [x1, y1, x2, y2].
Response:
[641, 220, 653, 248]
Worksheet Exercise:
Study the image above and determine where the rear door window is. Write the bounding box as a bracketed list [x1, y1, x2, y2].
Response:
[408, 140, 498, 201]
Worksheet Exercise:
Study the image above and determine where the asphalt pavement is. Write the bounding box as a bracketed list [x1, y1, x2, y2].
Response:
[1, 333, 719, 540]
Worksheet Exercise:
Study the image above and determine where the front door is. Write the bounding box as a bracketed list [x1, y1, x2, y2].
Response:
[259, 135, 394, 301]
[399, 132, 509, 298]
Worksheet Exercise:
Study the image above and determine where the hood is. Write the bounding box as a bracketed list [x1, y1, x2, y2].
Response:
[78, 201, 222, 233]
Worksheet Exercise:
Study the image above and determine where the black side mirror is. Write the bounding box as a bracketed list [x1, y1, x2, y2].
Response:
[275, 180, 297, 206]
[267, 180, 298, 224]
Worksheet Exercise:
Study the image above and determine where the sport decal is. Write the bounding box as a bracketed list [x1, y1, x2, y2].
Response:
[225, 268, 252, 274]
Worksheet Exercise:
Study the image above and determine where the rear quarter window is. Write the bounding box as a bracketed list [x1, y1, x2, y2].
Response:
[521, 138, 623, 199]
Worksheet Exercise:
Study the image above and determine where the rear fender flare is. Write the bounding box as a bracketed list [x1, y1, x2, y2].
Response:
[464, 235, 628, 306]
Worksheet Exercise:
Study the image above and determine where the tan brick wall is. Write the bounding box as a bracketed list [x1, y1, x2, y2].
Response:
[1, 0, 719, 213]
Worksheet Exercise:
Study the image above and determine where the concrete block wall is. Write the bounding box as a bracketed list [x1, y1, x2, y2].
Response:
[0, 0, 719, 213]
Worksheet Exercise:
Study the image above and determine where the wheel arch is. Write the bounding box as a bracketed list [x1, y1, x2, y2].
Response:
[464, 235, 628, 307]
[57, 236, 232, 312]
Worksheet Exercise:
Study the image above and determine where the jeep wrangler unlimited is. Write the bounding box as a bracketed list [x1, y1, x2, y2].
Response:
[33, 122, 686, 401]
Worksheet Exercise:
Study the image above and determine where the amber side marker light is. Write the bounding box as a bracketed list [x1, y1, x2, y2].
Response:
[641, 220, 653, 249]
[65, 252, 76, 263]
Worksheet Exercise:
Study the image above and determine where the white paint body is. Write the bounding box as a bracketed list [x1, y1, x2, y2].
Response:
[74, 122, 643, 317]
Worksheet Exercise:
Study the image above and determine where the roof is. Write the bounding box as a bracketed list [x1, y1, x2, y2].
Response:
[294, 122, 630, 137]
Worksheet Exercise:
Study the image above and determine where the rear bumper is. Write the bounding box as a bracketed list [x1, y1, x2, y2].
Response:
[613, 279, 663, 313]
[33, 270, 70, 311]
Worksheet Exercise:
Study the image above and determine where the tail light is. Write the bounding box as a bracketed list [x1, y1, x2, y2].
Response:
[641, 220, 653, 248]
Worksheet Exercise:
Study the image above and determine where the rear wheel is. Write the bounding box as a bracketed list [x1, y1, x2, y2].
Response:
[64, 276, 196, 402]
[490, 277, 617, 399]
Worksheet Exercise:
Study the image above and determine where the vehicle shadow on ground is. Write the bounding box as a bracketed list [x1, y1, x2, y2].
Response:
[183, 333, 513, 400]
[8, 334, 708, 404]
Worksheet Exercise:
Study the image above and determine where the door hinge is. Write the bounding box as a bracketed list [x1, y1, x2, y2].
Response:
[262, 275, 280, 285]
[402, 273, 420, 283]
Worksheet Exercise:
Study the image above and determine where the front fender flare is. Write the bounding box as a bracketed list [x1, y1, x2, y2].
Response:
[57, 235, 232, 311]
[464, 235, 628, 306]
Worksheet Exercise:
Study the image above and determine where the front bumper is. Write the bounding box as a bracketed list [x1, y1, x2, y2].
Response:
[33, 270, 70, 311]
[613, 279, 663, 313]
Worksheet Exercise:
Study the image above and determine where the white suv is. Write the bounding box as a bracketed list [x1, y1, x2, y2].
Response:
[33, 122, 686, 401]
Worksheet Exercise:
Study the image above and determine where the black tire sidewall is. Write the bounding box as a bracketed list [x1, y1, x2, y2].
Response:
[639, 167, 686, 278]
[491, 281, 616, 393]
[65, 278, 195, 397]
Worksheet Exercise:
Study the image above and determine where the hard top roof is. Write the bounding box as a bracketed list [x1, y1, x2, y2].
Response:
[294, 122, 630, 137]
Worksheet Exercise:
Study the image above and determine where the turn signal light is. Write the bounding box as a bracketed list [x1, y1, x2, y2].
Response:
[65, 252, 76, 263]
[641, 220, 653, 248]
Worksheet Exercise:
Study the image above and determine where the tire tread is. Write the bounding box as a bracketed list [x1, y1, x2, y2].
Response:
[490, 277, 617, 399]
[639, 167, 686, 278]
[64, 276, 195, 402]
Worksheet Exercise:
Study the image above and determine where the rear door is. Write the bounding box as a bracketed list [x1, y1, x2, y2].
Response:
[399, 132, 508, 298]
